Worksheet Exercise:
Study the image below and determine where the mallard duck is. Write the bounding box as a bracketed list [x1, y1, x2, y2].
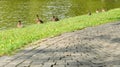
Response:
[51, 16, 59, 21]
[96, 9, 100, 13]
[17, 20, 23, 28]
[36, 14, 43, 24]
[88, 12, 92, 16]
[102, 9, 106, 12]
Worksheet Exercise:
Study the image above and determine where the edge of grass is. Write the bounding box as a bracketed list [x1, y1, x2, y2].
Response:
[0, 8, 120, 56]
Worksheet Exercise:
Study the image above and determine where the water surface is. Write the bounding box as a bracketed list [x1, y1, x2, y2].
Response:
[0, 0, 120, 29]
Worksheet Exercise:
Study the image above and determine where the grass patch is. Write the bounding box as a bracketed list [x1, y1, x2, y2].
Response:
[0, 8, 120, 56]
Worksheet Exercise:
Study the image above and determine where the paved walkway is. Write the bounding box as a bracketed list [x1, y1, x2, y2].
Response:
[0, 21, 120, 67]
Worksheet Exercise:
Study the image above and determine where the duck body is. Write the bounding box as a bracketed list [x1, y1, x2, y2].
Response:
[102, 9, 105, 12]
[96, 10, 99, 13]
[36, 14, 44, 24]
[51, 16, 59, 21]
[36, 18, 44, 24]
[17, 21, 23, 28]
[88, 12, 92, 16]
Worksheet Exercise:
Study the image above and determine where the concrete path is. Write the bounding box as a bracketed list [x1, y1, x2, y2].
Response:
[0, 21, 120, 67]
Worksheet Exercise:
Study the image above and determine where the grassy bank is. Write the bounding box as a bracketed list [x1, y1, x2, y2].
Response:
[0, 8, 120, 56]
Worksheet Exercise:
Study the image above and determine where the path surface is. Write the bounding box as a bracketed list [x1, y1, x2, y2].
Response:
[0, 21, 120, 67]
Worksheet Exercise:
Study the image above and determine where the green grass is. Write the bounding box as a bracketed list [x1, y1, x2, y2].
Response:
[0, 8, 120, 56]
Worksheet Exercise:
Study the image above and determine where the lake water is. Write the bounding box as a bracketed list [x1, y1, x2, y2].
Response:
[0, 0, 120, 29]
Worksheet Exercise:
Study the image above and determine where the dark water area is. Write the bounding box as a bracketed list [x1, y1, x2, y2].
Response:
[0, 0, 120, 29]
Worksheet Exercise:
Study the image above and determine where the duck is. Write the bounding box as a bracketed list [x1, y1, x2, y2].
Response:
[51, 16, 59, 21]
[88, 12, 92, 16]
[17, 20, 23, 28]
[102, 9, 106, 12]
[36, 14, 43, 24]
[96, 9, 100, 13]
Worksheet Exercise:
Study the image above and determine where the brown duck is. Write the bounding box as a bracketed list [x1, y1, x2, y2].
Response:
[51, 16, 59, 21]
[88, 12, 92, 16]
[96, 9, 100, 13]
[36, 14, 43, 24]
[102, 9, 106, 12]
[17, 20, 23, 28]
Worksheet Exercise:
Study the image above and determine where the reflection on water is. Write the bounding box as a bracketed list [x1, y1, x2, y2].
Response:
[42, 0, 72, 20]
[0, 0, 120, 29]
